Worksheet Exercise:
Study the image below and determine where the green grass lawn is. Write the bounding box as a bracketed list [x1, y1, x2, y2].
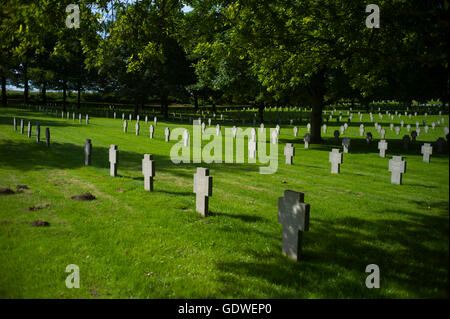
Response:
[0, 106, 448, 298]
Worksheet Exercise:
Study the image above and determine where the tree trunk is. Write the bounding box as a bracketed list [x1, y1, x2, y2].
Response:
[77, 83, 81, 109]
[1, 75, 6, 107]
[24, 63, 29, 105]
[309, 70, 326, 144]
[194, 92, 198, 110]
[258, 103, 264, 123]
[161, 95, 168, 120]
[42, 82, 47, 105]
[62, 81, 67, 112]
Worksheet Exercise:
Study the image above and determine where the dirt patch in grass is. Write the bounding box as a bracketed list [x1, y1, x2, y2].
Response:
[71, 193, 96, 201]
[28, 203, 51, 211]
[16, 185, 29, 191]
[0, 187, 15, 195]
[30, 220, 50, 227]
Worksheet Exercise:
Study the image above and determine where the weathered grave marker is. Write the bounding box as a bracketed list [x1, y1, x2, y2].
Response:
[421, 143, 433, 163]
[142, 154, 155, 191]
[109, 145, 118, 177]
[284, 143, 295, 165]
[278, 190, 310, 262]
[329, 148, 342, 174]
[388, 156, 406, 185]
[84, 139, 92, 166]
[193, 168, 213, 217]
[378, 139, 388, 157]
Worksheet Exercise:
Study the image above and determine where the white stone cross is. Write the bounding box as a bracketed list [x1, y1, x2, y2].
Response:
[421, 143, 433, 163]
[378, 139, 388, 158]
[183, 129, 190, 147]
[284, 143, 295, 165]
[135, 122, 140, 136]
[193, 168, 213, 217]
[278, 190, 310, 262]
[142, 154, 155, 191]
[165, 127, 170, 142]
[329, 148, 342, 174]
[388, 156, 406, 185]
[123, 120, 128, 133]
[149, 124, 154, 138]
[109, 145, 118, 177]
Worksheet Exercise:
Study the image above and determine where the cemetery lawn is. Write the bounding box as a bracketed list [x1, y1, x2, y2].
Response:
[0, 107, 448, 299]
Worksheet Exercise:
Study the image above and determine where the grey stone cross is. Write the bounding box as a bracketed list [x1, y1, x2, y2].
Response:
[303, 133, 310, 149]
[149, 124, 154, 139]
[278, 190, 310, 261]
[84, 139, 92, 166]
[142, 154, 155, 191]
[13, 117, 17, 131]
[45, 128, 50, 147]
[378, 139, 388, 158]
[20, 119, 24, 134]
[135, 122, 140, 136]
[421, 143, 432, 163]
[388, 156, 406, 185]
[27, 122, 32, 138]
[36, 124, 40, 143]
[193, 167, 213, 217]
[342, 137, 351, 153]
[329, 148, 342, 174]
[123, 120, 128, 133]
[284, 143, 295, 165]
[109, 145, 118, 177]
[165, 127, 170, 142]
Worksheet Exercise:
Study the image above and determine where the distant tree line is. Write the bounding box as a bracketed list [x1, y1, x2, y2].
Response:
[1, 0, 448, 142]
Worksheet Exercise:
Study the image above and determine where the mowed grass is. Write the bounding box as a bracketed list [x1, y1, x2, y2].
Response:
[0, 107, 448, 299]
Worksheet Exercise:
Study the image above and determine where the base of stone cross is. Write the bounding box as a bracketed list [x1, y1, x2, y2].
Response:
[110, 164, 117, 177]
[144, 176, 154, 191]
[282, 225, 303, 261]
[196, 194, 209, 217]
[391, 172, 402, 185]
[331, 163, 340, 174]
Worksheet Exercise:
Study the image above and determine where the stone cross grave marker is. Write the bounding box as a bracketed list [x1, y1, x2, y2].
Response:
[216, 124, 221, 136]
[183, 129, 190, 147]
[135, 122, 140, 136]
[109, 145, 118, 177]
[411, 130, 417, 142]
[129, 114, 132, 121]
[395, 126, 400, 135]
[193, 168, 213, 217]
[380, 128, 386, 139]
[27, 122, 32, 138]
[378, 139, 388, 157]
[272, 130, 278, 144]
[436, 137, 445, 153]
[334, 130, 340, 143]
[248, 138, 257, 159]
[278, 190, 310, 262]
[123, 120, 128, 133]
[342, 137, 351, 153]
[154, 116, 157, 126]
[303, 133, 310, 149]
[165, 127, 170, 142]
[402, 135, 410, 150]
[388, 156, 406, 185]
[36, 124, 40, 143]
[85, 139, 92, 166]
[45, 128, 50, 147]
[323, 124, 327, 134]
[307, 123, 311, 132]
[366, 132, 373, 144]
[20, 119, 24, 134]
[329, 148, 342, 174]
[293, 126, 298, 137]
[421, 143, 432, 163]
[359, 124, 364, 136]
[86, 114, 89, 124]
[284, 143, 295, 165]
[142, 154, 155, 191]
[13, 117, 17, 131]
[149, 124, 154, 138]
[232, 126, 237, 138]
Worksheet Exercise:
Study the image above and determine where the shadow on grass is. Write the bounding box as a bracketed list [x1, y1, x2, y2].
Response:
[214, 207, 449, 298]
